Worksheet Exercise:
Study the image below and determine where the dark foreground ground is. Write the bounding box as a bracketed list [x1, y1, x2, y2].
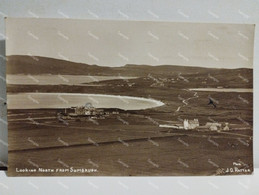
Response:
[8, 109, 252, 176]
[7, 88, 253, 176]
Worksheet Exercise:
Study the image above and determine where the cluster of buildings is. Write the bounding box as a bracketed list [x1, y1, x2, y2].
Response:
[58, 103, 230, 132]
[204, 122, 229, 131]
[59, 103, 119, 119]
[159, 118, 230, 131]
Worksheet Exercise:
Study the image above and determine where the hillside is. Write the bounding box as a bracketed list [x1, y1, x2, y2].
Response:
[7, 55, 253, 78]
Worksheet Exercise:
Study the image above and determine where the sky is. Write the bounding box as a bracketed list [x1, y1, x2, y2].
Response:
[6, 18, 255, 68]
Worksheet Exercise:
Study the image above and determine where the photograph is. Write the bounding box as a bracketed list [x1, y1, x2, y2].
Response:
[5, 18, 254, 176]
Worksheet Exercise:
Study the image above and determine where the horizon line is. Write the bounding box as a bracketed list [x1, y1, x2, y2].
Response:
[7, 55, 253, 70]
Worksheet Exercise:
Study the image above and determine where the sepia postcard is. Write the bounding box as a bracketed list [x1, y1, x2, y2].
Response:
[5, 18, 254, 176]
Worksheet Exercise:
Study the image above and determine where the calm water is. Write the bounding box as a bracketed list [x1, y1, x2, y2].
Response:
[189, 88, 253, 93]
[7, 93, 164, 110]
[7, 75, 137, 85]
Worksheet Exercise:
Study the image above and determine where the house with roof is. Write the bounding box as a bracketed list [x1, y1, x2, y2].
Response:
[183, 119, 199, 130]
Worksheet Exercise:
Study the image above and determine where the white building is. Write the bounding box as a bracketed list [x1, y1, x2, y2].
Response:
[205, 122, 222, 131]
[183, 119, 199, 130]
[223, 123, 230, 131]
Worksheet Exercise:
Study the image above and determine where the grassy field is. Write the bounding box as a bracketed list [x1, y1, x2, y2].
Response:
[7, 56, 253, 176]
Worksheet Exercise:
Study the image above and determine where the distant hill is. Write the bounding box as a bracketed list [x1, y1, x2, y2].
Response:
[7, 55, 252, 78]
[7, 55, 114, 75]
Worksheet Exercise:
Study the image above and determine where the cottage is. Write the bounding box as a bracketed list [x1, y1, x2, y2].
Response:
[223, 123, 230, 131]
[183, 119, 199, 130]
[205, 122, 222, 131]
